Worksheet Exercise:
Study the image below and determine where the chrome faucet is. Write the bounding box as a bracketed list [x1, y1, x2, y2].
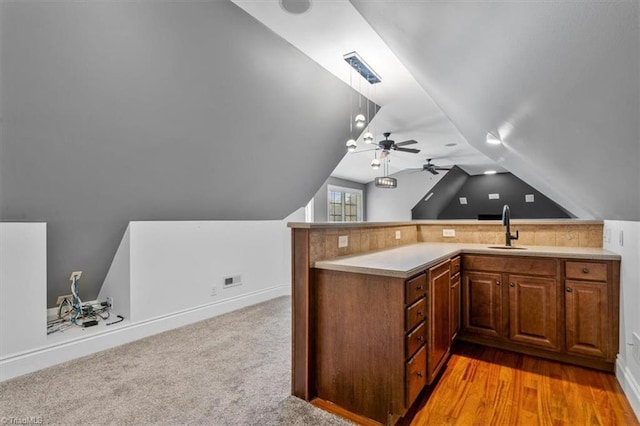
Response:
[502, 204, 519, 246]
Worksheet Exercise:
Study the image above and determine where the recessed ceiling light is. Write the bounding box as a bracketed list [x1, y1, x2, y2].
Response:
[484, 170, 497, 175]
[445, 143, 457, 147]
[486, 132, 502, 145]
[279, 0, 312, 15]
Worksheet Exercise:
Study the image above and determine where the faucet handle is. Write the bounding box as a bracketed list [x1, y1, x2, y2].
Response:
[512, 230, 519, 240]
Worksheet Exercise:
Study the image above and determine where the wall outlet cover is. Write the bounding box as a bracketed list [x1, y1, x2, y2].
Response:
[69, 271, 82, 281]
[443, 229, 456, 237]
[211, 286, 217, 297]
[338, 235, 348, 248]
[633, 333, 640, 362]
[459, 197, 467, 205]
[56, 294, 73, 305]
[395, 230, 401, 240]
[525, 194, 535, 202]
[223, 275, 242, 288]
[488, 193, 500, 200]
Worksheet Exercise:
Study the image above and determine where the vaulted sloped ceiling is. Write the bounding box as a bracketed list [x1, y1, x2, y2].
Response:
[0, 1, 354, 305]
[352, 1, 640, 221]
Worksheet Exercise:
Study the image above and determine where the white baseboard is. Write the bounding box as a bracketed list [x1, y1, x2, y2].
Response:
[0, 285, 290, 381]
[617, 355, 640, 419]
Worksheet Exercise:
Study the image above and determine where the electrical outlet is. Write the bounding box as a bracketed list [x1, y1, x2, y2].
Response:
[604, 228, 612, 244]
[56, 294, 73, 305]
[106, 297, 114, 309]
[69, 271, 82, 281]
[525, 194, 535, 203]
[633, 333, 640, 363]
[395, 230, 401, 240]
[443, 229, 456, 237]
[211, 286, 217, 297]
[488, 193, 500, 200]
[338, 235, 348, 248]
[619, 230, 624, 247]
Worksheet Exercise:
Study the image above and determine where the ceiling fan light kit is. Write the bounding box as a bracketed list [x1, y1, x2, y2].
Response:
[346, 139, 357, 152]
[363, 132, 374, 144]
[371, 158, 381, 169]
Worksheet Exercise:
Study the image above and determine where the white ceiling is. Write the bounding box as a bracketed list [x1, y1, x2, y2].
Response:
[232, 0, 502, 183]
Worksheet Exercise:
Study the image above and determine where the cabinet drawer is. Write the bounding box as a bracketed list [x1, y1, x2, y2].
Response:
[450, 256, 461, 276]
[406, 298, 427, 331]
[406, 321, 426, 358]
[405, 273, 427, 305]
[566, 261, 607, 281]
[463, 255, 556, 276]
[406, 346, 427, 407]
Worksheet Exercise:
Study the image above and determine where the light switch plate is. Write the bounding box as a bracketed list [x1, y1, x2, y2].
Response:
[525, 194, 535, 202]
[488, 193, 500, 200]
[443, 229, 456, 237]
[395, 231, 401, 240]
[459, 197, 467, 205]
[338, 235, 348, 248]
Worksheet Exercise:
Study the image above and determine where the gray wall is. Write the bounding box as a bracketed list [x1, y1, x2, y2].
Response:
[312, 177, 366, 222]
[410, 166, 469, 220]
[410, 170, 572, 220]
[1, 1, 356, 306]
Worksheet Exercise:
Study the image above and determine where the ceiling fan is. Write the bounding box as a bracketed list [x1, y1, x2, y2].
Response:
[410, 158, 452, 175]
[376, 132, 421, 157]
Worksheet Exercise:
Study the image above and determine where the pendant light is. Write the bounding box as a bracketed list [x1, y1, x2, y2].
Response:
[345, 67, 357, 153]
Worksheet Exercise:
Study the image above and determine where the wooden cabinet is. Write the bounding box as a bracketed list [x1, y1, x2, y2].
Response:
[461, 255, 620, 371]
[508, 274, 559, 350]
[565, 261, 612, 359]
[428, 260, 451, 383]
[463, 271, 503, 338]
[449, 261, 461, 345]
[312, 269, 430, 424]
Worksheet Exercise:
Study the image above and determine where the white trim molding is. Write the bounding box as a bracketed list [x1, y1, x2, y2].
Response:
[0, 285, 289, 381]
[617, 355, 640, 419]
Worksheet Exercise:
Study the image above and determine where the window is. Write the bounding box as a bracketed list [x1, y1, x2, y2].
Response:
[328, 185, 363, 222]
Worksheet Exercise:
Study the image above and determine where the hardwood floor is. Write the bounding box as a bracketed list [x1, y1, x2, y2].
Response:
[410, 343, 638, 426]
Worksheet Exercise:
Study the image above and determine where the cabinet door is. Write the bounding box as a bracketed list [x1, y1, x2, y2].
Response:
[566, 280, 609, 358]
[508, 275, 560, 350]
[428, 261, 451, 383]
[450, 273, 461, 344]
[463, 271, 503, 338]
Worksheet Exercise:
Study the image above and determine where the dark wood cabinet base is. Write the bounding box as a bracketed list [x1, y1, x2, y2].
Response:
[457, 333, 615, 372]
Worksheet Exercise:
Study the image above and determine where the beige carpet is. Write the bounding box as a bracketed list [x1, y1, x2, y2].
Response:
[0, 296, 351, 425]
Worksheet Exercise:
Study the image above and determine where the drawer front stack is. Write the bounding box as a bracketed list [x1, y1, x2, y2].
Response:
[405, 273, 427, 406]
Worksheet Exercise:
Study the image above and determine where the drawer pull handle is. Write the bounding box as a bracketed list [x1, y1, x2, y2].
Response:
[496, 281, 501, 286]
[416, 372, 423, 378]
[416, 285, 424, 290]
[566, 287, 573, 293]
[582, 268, 589, 274]
[417, 335, 424, 342]
[417, 310, 423, 317]
[510, 283, 515, 288]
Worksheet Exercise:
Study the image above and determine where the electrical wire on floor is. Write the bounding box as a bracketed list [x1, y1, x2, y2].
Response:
[47, 278, 117, 334]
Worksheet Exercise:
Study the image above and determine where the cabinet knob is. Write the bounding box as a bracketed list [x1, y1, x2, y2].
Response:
[417, 335, 424, 342]
[496, 281, 501, 286]
[509, 283, 515, 288]
[417, 310, 423, 317]
[416, 371, 423, 378]
[566, 287, 573, 293]
[582, 268, 589, 274]
[416, 285, 424, 290]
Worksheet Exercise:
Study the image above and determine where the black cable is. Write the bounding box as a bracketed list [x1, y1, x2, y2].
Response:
[106, 315, 124, 326]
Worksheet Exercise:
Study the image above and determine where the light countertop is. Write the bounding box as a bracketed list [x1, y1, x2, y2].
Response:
[313, 243, 620, 279]
[288, 219, 604, 229]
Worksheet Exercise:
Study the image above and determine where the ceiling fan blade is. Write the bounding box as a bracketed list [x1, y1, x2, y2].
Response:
[434, 167, 452, 171]
[429, 169, 440, 175]
[395, 139, 418, 146]
[394, 147, 421, 154]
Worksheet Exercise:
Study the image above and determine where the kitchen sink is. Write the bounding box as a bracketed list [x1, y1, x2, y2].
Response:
[487, 246, 527, 250]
